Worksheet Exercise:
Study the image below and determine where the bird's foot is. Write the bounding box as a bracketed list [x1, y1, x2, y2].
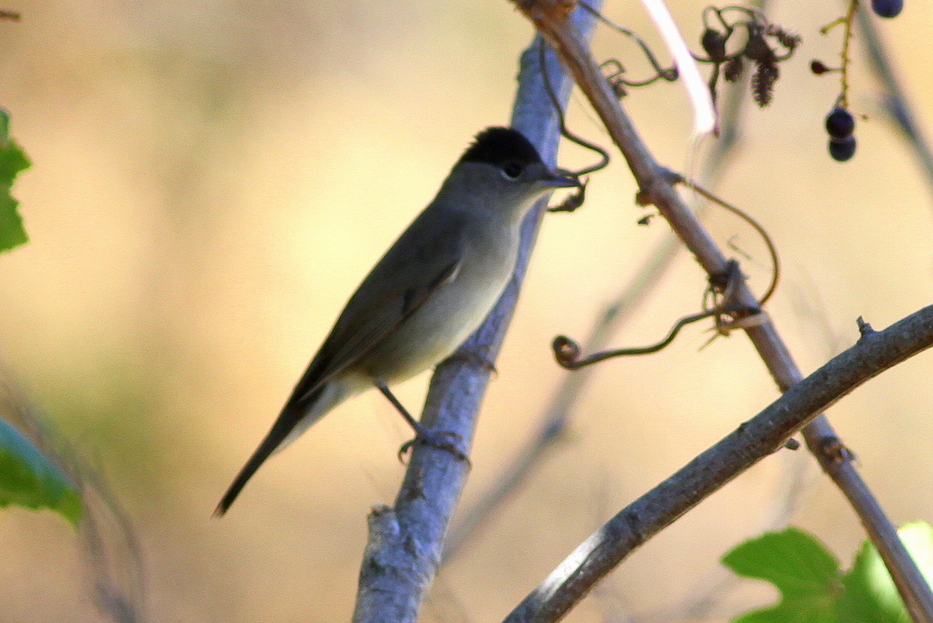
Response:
[398, 429, 471, 465]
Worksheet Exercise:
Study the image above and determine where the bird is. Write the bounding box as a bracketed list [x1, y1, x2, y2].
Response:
[215, 127, 578, 515]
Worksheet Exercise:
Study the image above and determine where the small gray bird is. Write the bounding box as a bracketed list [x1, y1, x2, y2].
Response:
[216, 127, 578, 515]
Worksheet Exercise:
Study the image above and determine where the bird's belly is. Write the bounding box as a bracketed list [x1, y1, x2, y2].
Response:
[361, 245, 514, 384]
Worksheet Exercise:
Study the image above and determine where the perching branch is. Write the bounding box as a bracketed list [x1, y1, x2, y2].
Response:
[350, 6, 601, 623]
[510, 1, 933, 622]
[503, 304, 933, 623]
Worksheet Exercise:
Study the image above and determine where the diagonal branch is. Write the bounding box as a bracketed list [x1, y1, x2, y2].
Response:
[503, 304, 933, 623]
[510, 1, 933, 621]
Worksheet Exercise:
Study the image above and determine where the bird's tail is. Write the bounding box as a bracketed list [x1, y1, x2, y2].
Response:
[214, 378, 358, 516]
[213, 401, 310, 516]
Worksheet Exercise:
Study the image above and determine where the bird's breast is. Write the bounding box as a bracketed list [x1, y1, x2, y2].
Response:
[361, 224, 518, 384]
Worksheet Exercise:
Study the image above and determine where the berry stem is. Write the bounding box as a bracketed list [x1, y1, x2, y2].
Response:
[839, 0, 860, 108]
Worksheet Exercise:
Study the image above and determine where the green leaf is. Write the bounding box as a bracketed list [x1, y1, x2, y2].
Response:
[722, 528, 842, 623]
[725, 525, 933, 623]
[0, 417, 82, 525]
[0, 108, 31, 253]
[838, 523, 933, 623]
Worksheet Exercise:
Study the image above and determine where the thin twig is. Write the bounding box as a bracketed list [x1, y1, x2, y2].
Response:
[577, 1, 678, 83]
[820, 2, 858, 109]
[553, 309, 716, 368]
[538, 37, 610, 177]
[678, 177, 779, 305]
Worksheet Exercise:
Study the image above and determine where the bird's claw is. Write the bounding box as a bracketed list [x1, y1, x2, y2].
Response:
[397, 430, 471, 465]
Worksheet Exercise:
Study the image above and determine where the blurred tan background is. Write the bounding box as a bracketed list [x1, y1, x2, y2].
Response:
[0, 0, 932, 621]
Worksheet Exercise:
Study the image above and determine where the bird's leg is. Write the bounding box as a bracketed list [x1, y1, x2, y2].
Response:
[376, 383, 469, 462]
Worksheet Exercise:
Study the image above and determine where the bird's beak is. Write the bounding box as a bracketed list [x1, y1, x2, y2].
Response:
[540, 168, 582, 189]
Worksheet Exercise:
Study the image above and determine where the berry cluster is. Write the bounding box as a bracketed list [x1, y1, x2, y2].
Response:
[812, 0, 903, 163]
[825, 107, 856, 161]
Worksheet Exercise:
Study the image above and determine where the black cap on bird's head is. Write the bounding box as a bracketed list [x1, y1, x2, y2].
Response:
[458, 127, 544, 168]
[457, 126, 580, 190]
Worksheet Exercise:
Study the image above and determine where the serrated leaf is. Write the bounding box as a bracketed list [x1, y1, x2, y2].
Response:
[0, 108, 30, 253]
[838, 523, 933, 623]
[723, 528, 842, 623]
[0, 417, 82, 525]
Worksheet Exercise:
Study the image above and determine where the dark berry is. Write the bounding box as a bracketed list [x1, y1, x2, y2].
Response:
[829, 136, 857, 162]
[825, 108, 855, 139]
[810, 60, 829, 75]
[872, 0, 903, 18]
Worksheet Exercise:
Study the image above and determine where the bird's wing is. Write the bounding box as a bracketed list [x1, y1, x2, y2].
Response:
[214, 213, 467, 515]
[287, 210, 469, 407]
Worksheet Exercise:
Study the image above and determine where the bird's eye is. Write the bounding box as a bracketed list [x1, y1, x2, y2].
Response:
[501, 161, 523, 179]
